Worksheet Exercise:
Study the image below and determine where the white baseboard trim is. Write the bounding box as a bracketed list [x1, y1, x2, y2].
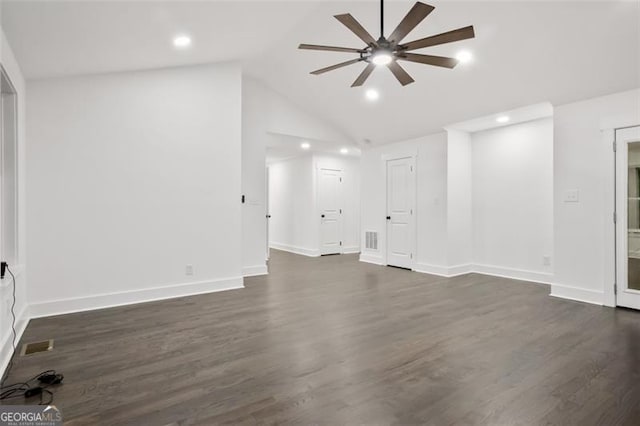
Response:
[243, 264, 268, 277]
[342, 246, 361, 254]
[413, 262, 450, 277]
[413, 263, 473, 277]
[448, 264, 474, 277]
[269, 242, 320, 257]
[550, 283, 604, 306]
[359, 253, 384, 265]
[412, 261, 552, 284]
[1, 305, 30, 379]
[472, 264, 553, 285]
[29, 276, 244, 319]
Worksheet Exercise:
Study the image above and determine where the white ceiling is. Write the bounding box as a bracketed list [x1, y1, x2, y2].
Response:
[266, 132, 361, 164]
[3, 1, 639, 145]
[448, 102, 553, 133]
[1, 1, 321, 78]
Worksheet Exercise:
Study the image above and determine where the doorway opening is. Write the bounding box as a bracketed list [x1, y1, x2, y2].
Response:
[615, 125, 640, 309]
[0, 66, 18, 267]
[266, 134, 361, 257]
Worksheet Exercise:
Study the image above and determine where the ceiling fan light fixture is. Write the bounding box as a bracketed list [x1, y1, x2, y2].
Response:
[299, 1, 476, 86]
[371, 51, 393, 66]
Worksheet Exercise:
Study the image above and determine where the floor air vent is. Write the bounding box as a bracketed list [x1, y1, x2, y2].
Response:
[20, 339, 54, 356]
[365, 231, 378, 250]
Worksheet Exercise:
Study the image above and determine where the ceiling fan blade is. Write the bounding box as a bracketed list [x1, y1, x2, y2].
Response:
[387, 61, 415, 86]
[334, 13, 378, 46]
[387, 2, 435, 44]
[401, 25, 475, 51]
[310, 58, 363, 75]
[351, 63, 376, 87]
[299, 44, 364, 53]
[397, 53, 458, 69]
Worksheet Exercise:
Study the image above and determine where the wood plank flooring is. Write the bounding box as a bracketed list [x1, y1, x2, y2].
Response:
[2, 249, 640, 425]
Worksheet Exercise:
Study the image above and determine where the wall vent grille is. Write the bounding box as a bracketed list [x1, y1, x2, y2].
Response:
[365, 231, 378, 250]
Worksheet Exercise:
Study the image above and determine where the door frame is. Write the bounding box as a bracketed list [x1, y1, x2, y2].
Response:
[0, 65, 19, 267]
[382, 151, 417, 269]
[614, 125, 640, 309]
[316, 165, 344, 255]
[265, 166, 270, 261]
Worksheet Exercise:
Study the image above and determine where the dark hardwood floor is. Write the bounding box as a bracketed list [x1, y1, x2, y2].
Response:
[3, 249, 640, 425]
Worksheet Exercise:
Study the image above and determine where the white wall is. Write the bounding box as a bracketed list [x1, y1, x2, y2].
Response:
[0, 26, 29, 377]
[360, 119, 554, 282]
[268, 153, 360, 256]
[447, 130, 472, 269]
[553, 89, 640, 305]
[26, 63, 244, 317]
[360, 133, 449, 270]
[268, 155, 316, 255]
[471, 118, 554, 281]
[241, 78, 353, 272]
[241, 78, 269, 277]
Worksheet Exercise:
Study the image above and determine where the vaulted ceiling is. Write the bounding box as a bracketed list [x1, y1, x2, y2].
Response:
[3, 1, 639, 145]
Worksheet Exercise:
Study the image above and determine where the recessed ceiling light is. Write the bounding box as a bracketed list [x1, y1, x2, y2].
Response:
[173, 35, 192, 48]
[456, 50, 473, 64]
[372, 51, 393, 66]
[340, 148, 349, 154]
[301, 142, 311, 149]
[365, 89, 379, 101]
[496, 115, 510, 124]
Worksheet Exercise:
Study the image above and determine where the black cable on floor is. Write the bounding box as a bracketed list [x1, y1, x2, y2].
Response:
[0, 266, 62, 405]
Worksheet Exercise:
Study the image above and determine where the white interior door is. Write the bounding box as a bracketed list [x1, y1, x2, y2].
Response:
[318, 168, 343, 255]
[616, 126, 640, 310]
[386, 157, 415, 269]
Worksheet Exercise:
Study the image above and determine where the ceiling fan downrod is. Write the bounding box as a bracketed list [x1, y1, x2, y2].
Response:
[380, 0, 384, 39]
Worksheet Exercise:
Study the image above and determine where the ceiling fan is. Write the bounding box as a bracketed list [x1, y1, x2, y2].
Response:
[299, 1, 475, 87]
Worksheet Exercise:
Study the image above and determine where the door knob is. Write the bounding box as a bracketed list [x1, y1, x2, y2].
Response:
[386, 216, 391, 220]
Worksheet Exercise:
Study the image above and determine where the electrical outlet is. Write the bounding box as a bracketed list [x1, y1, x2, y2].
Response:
[564, 190, 579, 203]
[185, 264, 194, 276]
[543, 255, 551, 266]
